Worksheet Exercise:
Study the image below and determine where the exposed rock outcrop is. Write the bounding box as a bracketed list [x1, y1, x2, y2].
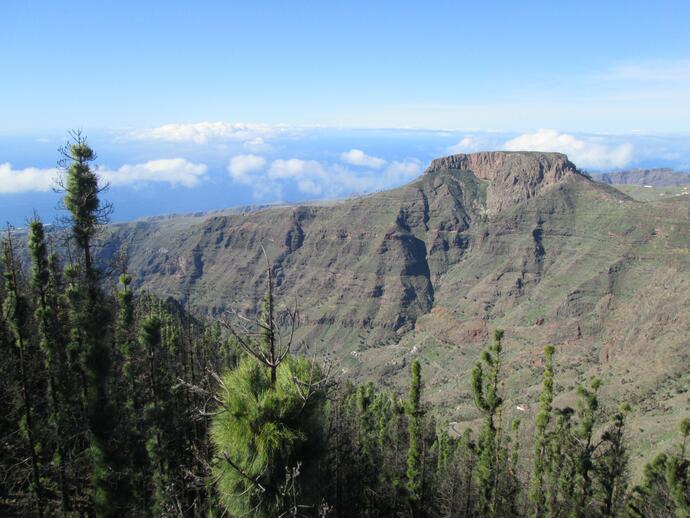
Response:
[426, 151, 583, 213]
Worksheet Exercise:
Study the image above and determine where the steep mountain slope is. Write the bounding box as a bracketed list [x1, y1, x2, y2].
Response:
[102, 151, 690, 471]
[104, 152, 583, 347]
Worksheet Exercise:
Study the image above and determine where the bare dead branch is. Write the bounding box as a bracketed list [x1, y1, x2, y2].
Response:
[221, 452, 266, 493]
[216, 316, 272, 366]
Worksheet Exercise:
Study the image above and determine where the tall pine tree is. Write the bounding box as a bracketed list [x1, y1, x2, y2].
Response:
[406, 359, 423, 512]
[28, 219, 72, 513]
[471, 329, 505, 517]
[530, 345, 555, 517]
[2, 232, 45, 517]
[59, 131, 123, 516]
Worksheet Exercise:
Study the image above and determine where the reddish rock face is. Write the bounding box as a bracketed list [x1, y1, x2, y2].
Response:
[426, 151, 585, 214]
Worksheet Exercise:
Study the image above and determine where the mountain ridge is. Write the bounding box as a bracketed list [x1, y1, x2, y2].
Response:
[101, 151, 690, 473]
[592, 167, 690, 186]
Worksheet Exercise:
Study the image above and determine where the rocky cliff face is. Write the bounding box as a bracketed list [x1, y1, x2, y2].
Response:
[106, 159, 489, 344]
[426, 151, 584, 213]
[102, 151, 690, 470]
[100, 151, 633, 348]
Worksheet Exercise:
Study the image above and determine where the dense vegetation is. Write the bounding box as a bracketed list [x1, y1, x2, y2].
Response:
[1, 134, 688, 517]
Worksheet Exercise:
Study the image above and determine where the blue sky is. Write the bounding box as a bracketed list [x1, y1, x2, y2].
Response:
[1, 1, 690, 224]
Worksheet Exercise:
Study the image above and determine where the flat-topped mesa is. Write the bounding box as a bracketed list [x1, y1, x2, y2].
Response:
[426, 151, 583, 214]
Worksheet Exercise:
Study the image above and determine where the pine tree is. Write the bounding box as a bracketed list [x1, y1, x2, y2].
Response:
[547, 407, 576, 517]
[211, 355, 326, 517]
[59, 130, 110, 280]
[406, 359, 423, 512]
[530, 345, 555, 517]
[0, 269, 22, 509]
[471, 329, 505, 517]
[212, 258, 327, 517]
[628, 417, 690, 517]
[116, 275, 135, 384]
[667, 417, 690, 515]
[597, 404, 629, 517]
[669, 417, 690, 514]
[140, 314, 172, 514]
[435, 427, 477, 518]
[572, 378, 602, 517]
[116, 274, 152, 511]
[28, 219, 72, 513]
[506, 417, 523, 516]
[58, 131, 122, 516]
[2, 232, 45, 517]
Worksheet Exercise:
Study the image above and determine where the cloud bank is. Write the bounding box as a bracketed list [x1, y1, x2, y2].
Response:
[448, 136, 486, 154]
[130, 121, 293, 144]
[503, 129, 634, 169]
[100, 159, 208, 187]
[0, 163, 59, 193]
[228, 153, 422, 199]
[340, 149, 386, 168]
[0, 158, 208, 193]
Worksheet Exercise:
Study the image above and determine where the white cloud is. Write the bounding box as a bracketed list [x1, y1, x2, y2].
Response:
[503, 129, 634, 169]
[242, 137, 271, 152]
[340, 149, 386, 168]
[129, 121, 291, 144]
[261, 157, 421, 198]
[265, 159, 330, 195]
[99, 158, 208, 187]
[384, 160, 423, 183]
[0, 158, 207, 193]
[330, 160, 423, 193]
[227, 153, 422, 200]
[227, 154, 266, 184]
[448, 136, 484, 154]
[268, 159, 326, 181]
[0, 163, 59, 193]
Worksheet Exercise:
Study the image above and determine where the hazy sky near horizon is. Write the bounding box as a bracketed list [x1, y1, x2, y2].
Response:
[1, 1, 690, 224]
